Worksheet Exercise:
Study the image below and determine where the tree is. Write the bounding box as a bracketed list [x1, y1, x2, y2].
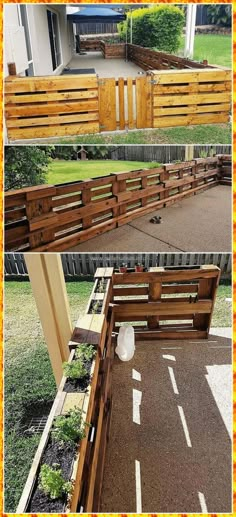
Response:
[207, 5, 231, 28]
[5, 146, 53, 191]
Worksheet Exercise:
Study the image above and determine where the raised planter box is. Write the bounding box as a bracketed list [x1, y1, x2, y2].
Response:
[100, 41, 126, 59]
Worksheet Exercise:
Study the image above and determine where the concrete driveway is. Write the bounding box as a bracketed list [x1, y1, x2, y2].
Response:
[101, 330, 232, 512]
[68, 185, 231, 252]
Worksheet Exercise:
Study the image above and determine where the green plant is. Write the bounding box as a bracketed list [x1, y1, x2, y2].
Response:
[39, 464, 72, 499]
[97, 278, 106, 293]
[118, 5, 185, 52]
[5, 146, 53, 191]
[91, 301, 101, 314]
[62, 360, 87, 380]
[207, 5, 231, 27]
[75, 344, 96, 362]
[52, 407, 88, 444]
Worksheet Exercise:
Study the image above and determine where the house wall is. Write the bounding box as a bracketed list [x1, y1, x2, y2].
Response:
[4, 4, 73, 77]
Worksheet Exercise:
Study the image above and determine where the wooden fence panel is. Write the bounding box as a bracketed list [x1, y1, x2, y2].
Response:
[4, 156, 231, 252]
[136, 76, 152, 129]
[151, 69, 231, 128]
[5, 74, 99, 140]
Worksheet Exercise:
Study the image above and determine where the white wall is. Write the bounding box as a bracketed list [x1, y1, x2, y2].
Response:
[4, 4, 73, 77]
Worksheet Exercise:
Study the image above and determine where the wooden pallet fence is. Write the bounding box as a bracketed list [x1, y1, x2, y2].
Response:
[5, 74, 99, 140]
[216, 154, 232, 185]
[112, 265, 221, 340]
[100, 41, 126, 59]
[127, 44, 213, 71]
[4, 156, 231, 252]
[17, 269, 114, 513]
[151, 68, 231, 128]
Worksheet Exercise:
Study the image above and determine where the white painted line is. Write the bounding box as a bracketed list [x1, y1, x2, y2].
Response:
[135, 460, 142, 513]
[178, 405, 192, 447]
[163, 354, 176, 361]
[209, 346, 231, 349]
[198, 492, 208, 513]
[132, 368, 141, 381]
[133, 389, 142, 425]
[161, 346, 182, 350]
[168, 367, 179, 394]
[189, 341, 217, 344]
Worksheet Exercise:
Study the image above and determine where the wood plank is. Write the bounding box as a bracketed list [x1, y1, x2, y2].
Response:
[99, 78, 116, 131]
[135, 330, 208, 340]
[114, 300, 212, 316]
[154, 82, 232, 94]
[153, 92, 231, 107]
[5, 89, 98, 104]
[5, 100, 99, 117]
[153, 113, 229, 128]
[127, 77, 134, 129]
[154, 103, 230, 116]
[136, 76, 151, 129]
[7, 111, 99, 128]
[118, 77, 125, 130]
[5, 75, 98, 93]
[153, 69, 231, 84]
[8, 121, 99, 140]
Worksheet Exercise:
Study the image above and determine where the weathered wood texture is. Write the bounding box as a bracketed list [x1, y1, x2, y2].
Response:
[5, 74, 99, 140]
[112, 265, 221, 339]
[100, 41, 126, 59]
[5, 155, 231, 252]
[151, 69, 231, 128]
[216, 154, 232, 185]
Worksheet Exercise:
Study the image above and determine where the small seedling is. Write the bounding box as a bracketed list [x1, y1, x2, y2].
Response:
[75, 344, 96, 362]
[91, 301, 101, 314]
[97, 278, 106, 293]
[63, 360, 87, 380]
[52, 407, 89, 444]
[39, 464, 72, 500]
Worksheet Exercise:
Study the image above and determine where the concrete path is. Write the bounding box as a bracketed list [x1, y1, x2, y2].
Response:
[101, 333, 232, 512]
[68, 52, 143, 78]
[68, 185, 231, 252]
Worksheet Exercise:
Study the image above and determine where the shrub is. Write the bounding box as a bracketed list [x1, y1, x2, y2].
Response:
[75, 344, 96, 362]
[62, 360, 87, 380]
[52, 407, 88, 444]
[118, 6, 185, 52]
[207, 5, 231, 28]
[39, 464, 72, 499]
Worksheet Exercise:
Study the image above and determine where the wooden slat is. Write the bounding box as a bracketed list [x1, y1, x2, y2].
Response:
[152, 69, 231, 84]
[127, 77, 134, 129]
[154, 103, 230, 116]
[99, 78, 116, 131]
[153, 92, 231, 107]
[5, 99, 99, 117]
[136, 75, 152, 129]
[7, 111, 99, 128]
[7, 122, 99, 140]
[118, 77, 125, 130]
[5, 74, 98, 93]
[5, 89, 98, 104]
[153, 113, 229, 128]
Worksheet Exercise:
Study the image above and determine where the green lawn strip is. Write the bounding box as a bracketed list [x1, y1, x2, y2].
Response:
[54, 124, 231, 145]
[179, 34, 232, 68]
[47, 160, 160, 185]
[4, 280, 93, 512]
[211, 284, 232, 328]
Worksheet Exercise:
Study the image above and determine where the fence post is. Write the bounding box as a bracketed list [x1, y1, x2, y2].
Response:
[25, 185, 57, 249]
[148, 267, 164, 329]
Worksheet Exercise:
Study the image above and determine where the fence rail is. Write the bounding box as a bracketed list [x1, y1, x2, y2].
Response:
[4, 253, 232, 279]
[5, 155, 231, 252]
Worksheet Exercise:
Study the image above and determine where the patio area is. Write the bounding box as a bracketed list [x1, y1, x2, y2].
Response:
[66, 52, 143, 78]
[68, 185, 231, 253]
[101, 331, 232, 513]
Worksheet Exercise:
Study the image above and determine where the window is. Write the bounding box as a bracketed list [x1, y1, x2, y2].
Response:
[18, 5, 34, 76]
[47, 10, 62, 71]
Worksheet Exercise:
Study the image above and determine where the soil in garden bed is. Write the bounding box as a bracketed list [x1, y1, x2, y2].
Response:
[28, 440, 76, 513]
[64, 357, 94, 393]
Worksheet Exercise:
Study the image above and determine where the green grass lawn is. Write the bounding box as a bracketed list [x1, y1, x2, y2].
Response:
[179, 34, 232, 68]
[47, 160, 160, 184]
[4, 279, 231, 511]
[54, 123, 231, 145]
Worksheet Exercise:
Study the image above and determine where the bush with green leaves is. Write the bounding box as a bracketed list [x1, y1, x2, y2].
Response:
[52, 407, 88, 444]
[63, 360, 87, 381]
[5, 146, 53, 191]
[118, 6, 185, 52]
[75, 344, 96, 362]
[39, 464, 72, 500]
[207, 5, 231, 27]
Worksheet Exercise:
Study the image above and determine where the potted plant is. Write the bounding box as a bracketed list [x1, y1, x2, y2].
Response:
[135, 263, 144, 272]
[119, 263, 127, 273]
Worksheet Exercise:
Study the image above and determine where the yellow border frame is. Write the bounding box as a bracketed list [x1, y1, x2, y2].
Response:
[1, 0, 233, 516]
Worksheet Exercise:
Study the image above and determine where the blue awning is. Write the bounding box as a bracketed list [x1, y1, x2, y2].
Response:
[67, 7, 126, 24]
